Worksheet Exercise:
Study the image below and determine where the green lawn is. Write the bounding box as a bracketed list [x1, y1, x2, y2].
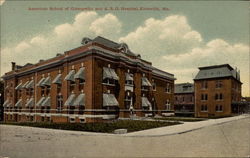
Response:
[0, 120, 181, 133]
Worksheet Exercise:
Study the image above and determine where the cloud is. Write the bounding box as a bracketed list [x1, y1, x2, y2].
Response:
[14, 42, 31, 53]
[118, 15, 249, 96]
[1, 13, 249, 96]
[0, 0, 5, 6]
[119, 15, 203, 60]
[30, 36, 47, 45]
[90, 13, 122, 36]
[163, 39, 249, 96]
[1, 11, 122, 76]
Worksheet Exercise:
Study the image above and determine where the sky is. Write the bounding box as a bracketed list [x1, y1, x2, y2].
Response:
[0, 1, 249, 96]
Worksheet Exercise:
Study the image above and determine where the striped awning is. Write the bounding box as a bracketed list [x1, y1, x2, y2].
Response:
[141, 97, 152, 107]
[64, 93, 76, 106]
[25, 98, 34, 107]
[22, 81, 30, 89]
[73, 93, 85, 106]
[42, 76, 51, 86]
[103, 67, 119, 80]
[74, 67, 85, 80]
[103, 93, 119, 106]
[26, 80, 34, 89]
[65, 70, 75, 82]
[125, 73, 133, 81]
[15, 99, 22, 107]
[37, 78, 45, 87]
[141, 77, 152, 87]
[15, 82, 23, 90]
[41, 97, 50, 107]
[3, 100, 9, 107]
[52, 74, 62, 84]
[36, 96, 46, 106]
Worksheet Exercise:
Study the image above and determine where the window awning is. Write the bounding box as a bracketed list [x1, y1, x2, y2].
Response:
[103, 67, 119, 80]
[6, 102, 12, 108]
[41, 97, 50, 107]
[142, 97, 152, 107]
[142, 77, 152, 87]
[15, 82, 23, 90]
[52, 74, 62, 84]
[15, 99, 22, 107]
[42, 76, 51, 86]
[65, 70, 75, 82]
[73, 93, 85, 106]
[26, 80, 34, 89]
[25, 98, 34, 107]
[125, 73, 133, 81]
[5, 85, 9, 90]
[74, 67, 85, 80]
[36, 96, 45, 106]
[22, 81, 30, 89]
[3, 100, 9, 107]
[103, 93, 119, 106]
[37, 78, 45, 87]
[64, 93, 76, 106]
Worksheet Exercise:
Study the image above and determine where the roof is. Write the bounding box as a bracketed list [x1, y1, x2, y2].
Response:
[194, 64, 240, 82]
[92, 36, 137, 57]
[175, 83, 194, 94]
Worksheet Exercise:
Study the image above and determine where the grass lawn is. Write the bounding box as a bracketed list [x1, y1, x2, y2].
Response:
[154, 117, 207, 122]
[0, 120, 181, 133]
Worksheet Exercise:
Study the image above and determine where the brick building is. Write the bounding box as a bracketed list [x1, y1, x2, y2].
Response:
[194, 64, 242, 117]
[2, 36, 175, 123]
[174, 83, 194, 116]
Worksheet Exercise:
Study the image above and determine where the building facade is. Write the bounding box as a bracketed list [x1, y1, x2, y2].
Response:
[174, 83, 194, 116]
[2, 36, 175, 123]
[194, 64, 242, 118]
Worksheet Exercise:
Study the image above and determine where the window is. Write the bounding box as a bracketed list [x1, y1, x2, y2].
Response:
[216, 105, 223, 112]
[201, 94, 208, 101]
[57, 94, 63, 112]
[46, 86, 51, 95]
[201, 81, 208, 89]
[215, 93, 223, 100]
[57, 85, 62, 94]
[165, 83, 171, 93]
[152, 82, 156, 91]
[220, 93, 223, 100]
[216, 80, 223, 88]
[103, 78, 115, 85]
[41, 87, 45, 96]
[125, 72, 134, 86]
[141, 86, 149, 91]
[70, 118, 75, 123]
[190, 96, 193, 102]
[201, 105, 208, 112]
[30, 88, 34, 96]
[124, 94, 132, 109]
[182, 97, 185, 102]
[166, 100, 171, 110]
[41, 117, 45, 122]
[80, 118, 85, 123]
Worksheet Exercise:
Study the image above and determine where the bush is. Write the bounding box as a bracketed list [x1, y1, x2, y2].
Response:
[0, 120, 181, 133]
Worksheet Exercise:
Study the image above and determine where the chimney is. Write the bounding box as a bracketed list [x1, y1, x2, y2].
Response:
[11, 62, 16, 70]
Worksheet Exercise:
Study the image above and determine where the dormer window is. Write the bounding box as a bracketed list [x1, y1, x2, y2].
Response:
[118, 43, 128, 54]
[81, 37, 92, 45]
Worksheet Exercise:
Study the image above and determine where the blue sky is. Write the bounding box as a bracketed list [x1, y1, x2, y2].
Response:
[0, 1, 249, 96]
